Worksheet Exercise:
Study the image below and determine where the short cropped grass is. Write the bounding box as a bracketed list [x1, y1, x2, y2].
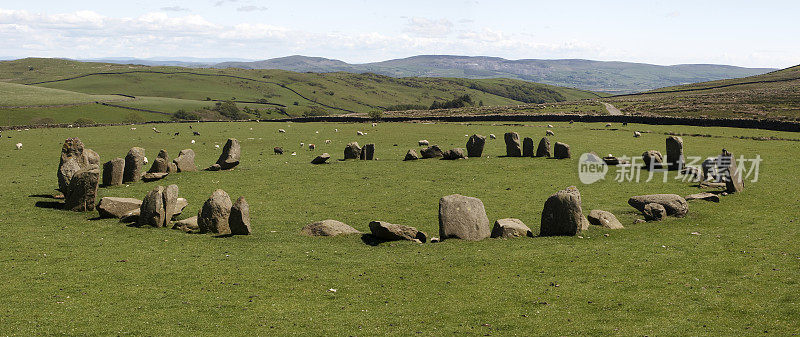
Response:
[0, 121, 797, 335]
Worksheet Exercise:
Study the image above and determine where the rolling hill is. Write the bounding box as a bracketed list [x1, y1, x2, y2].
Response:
[214, 55, 775, 94]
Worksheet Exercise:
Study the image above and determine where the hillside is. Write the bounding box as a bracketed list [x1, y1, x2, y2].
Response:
[0, 58, 603, 126]
[0, 82, 127, 107]
[606, 64, 800, 120]
[213, 55, 775, 94]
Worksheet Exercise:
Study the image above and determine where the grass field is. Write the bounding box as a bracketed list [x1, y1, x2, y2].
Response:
[0, 82, 126, 107]
[1, 121, 797, 335]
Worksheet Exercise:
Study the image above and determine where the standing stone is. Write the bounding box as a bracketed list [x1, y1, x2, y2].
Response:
[504, 132, 522, 157]
[123, 147, 145, 183]
[84, 149, 100, 166]
[719, 149, 744, 193]
[420, 145, 444, 159]
[587, 210, 624, 229]
[553, 142, 571, 159]
[491, 218, 533, 238]
[229, 196, 251, 235]
[628, 194, 688, 217]
[148, 149, 170, 173]
[58, 137, 90, 193]
[311, 153, 331, 164]
[300, 220, 361, 236]
[369, 221, 427, 242]
[102, 157, 124, 186]
[442, 148, 466, 160]
[212, 138, 241, 170]
[522, 137, 534, 157]
[466, 134, 486, 157]
[198, 189, 233, 234]
[163, 184, 179, 226]
[535, 137, 551, 157]
[64, 167, 100, 212]
[642, 150, 664, 170]
[138, 186, 166, 227]
[438, 194, 491, 241]
[360, 143, 375, 160]
[701, 158, 717, 181]
[97, 197, 142, 218]
[643, 203, 667, 221]
[404, 149, 420, 161]
[665, 136, 684, 170]
[540, 186, 588, 236]
[344, 142, 362, 159]
[173, 149, 197, 172]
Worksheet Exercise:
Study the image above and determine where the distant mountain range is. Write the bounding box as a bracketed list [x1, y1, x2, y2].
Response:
[77, 55, 775, 94]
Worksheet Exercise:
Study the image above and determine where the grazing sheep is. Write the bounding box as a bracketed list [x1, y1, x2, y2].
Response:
[372, 123, 377, 127]
[215, 144, 220, 148]
[547, 124, 554, 128]
[174, 132, 180, 136]
[143, 157, 149, 164]
[300, 142, 305, 147]
[634, 131, 642, 138]
[291, 152, 297, 156]
[605, 123, 612, 127]
[622, 122, 628, 126]
[418, 140, 429, 146]
[193, 131, 200, 136]
[152, 127, 161, 133]
[335, 129, 339, 132]
[325, 139, 331, 144]
[130, 127, 137, 130]
[489, 134, 496, 139]
[546, 130, 555, 136]
[357, 131, 365, 136]
[308, 144, 315, 150]
[278, 129, 286, 133]
[15, 143, 22, 150]
[274, 147, 284, 154]
[191, 140, 196, 144]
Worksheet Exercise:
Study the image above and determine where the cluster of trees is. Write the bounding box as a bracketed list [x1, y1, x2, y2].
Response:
[467, 83, 566, 104]
[385, 94, 477, 112]
[173, 101, 257, 121]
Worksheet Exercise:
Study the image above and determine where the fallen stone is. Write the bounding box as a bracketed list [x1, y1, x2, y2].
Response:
[643, 203, 666, 221]
[311, 153, 331, 164]
[172, 216, 199, 232]
[369, 221, 427, 242]
[642, 150, 664, 170]
[685, 192, 720, 202]
[404, 149, 420, 161]
[587, 210, 624, 229]
[421, 145, 444, 159]
[142, 172, 169, 182]
[442, 148, 467, 160]
[628, 194, 688, 217]
[418, 140, 429, 146]
[300, 219, 361, 236]
[491, 218, 533, 238]
[97, 197, 142, 218]
[119, 209, 140, 223]
[438, 194, 491, 241]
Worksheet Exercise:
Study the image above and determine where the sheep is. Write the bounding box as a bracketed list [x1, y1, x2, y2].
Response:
[193, 131, 200, 136]
[605, 123, 612, 127]
[418, 140, 429, 146]
[372, 123, 377, 127]
[291, 152, 297, 156]
[300, 142, 305, 147]
[489, 134, 496, 139]
[278, 129, 286, 133]
[143, 157, 149, 164]
[191, 140, 196, 144]
[334, 129, 339, 132]
[15, 143, 22, 150]
[215, 144, 220, 148]
[274, 147, 284, 155]
[308, 144, 315, 150]
[634, 131, 642, 138]
[357, 131, 365, 136]
[130, 127, 137, 130]
[174, 132, 180, 136]
[546, 130, 555, 136]
[325, 139, 331, 144]
[152, 127, 161, 133]
[547, 124, 554, 128]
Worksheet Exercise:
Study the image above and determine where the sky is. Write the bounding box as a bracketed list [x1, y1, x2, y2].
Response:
[0, 0, 797, 68]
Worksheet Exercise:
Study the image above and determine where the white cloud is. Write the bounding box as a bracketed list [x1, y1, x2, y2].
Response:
[404, 17, 454, 38]
[161, 6, 191, 12]
[237, 6, 268, 12]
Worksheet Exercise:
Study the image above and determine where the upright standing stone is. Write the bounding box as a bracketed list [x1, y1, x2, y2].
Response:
[466, 134, 486, 158]
[198, 189, 233, 234]
[148, 149, 170, 173]
[344, 142, 362, 159]
[360, 143, 375, 160]
[701, 158, 717, 181]
[719, 149, 744, 193]
[163, 184, 179, 226]
[102, 158, 125, 186]
[665, 136, 684, 170]
[64, 167, 100, 212]
[522, 137, 535, 157]
[311, 153, 331, 164]
[123, 147, 145, 183]
[212, 138, 241, 170]
[229, 196, 252, 235]
[553, 142, 571, 159]
[173, 149, 197, 172]
[58, 137, 90, 193]
[504, 132, 522, 157]
[642, 150, 663, 170]
[438, 194, 491, 241]
[138, 186, 166, 227]
[540, 186, 588, 236]
[535, 137, 551, 157]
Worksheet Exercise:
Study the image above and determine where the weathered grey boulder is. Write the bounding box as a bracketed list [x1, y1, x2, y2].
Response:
[438, 194, 491, 241]
[540, 186, 588, 236]
[685, 192, 720, 202]
[360, 143, 375, 160]
[344, 142, 362, 159]
[123, 147, 145, 183]
[167, 162, 178, 174]
[138, 186, 166, 227]
[172, 216, 199, 232]
[84, 149, 100, 166]
[102, 157, 124, 186]
[148, 149, 170, 173]
[64, 167, 100, 212]
[491, 218, 533, 238]
[58, 137, 92, 193]
[643, 203, 666, 221]
[701, 158, 717, 181]
[442, 148, 467, 160]
[300, 219, 361, 236]
[535, 137, 551, 157]
[665, 136, 684, 170]
[466, 134, 486, 157]
[504, 132, 522, 157]
[680, 166, 703, 182]
[142, 172, 168, 182]
[522, 137, 534, 157]
[369, 221, 427, 242]
[311, 153, 331, 164]
[197, 189, 233, 234]
[174, 198, 188, 220]
[212, 138, 241, 170]
[229, 196, 251, 235]
[97, 197, 142, 218]
[553, 142, 571, 159]
[587, 210, 624, 229]
[719, 149, 744, 193]
[404, 149, 420, 161]
[642, 150, 664, 170]
[163, 184, 179, 225]
[421, 145, 443, 159]
[628, 194, 688, 217]
[173, 149, 196, 172]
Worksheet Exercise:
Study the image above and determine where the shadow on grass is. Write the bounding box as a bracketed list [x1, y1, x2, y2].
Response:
[360, 234, 389, 246]
[34, 200, 63, 210]
[213, 234, 235, 238]
[29, 193, 61, 199]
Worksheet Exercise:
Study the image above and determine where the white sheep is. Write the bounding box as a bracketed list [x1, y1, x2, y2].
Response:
[372, 123, 377, 127]
[278, 129, 286, 133]
[215, 144, 220, 148]
[131, 127, 137, 130]
[191, 140, 196, 144]
[15, 143, 22, 150]
[546, 130, 555, 136]
[308, 144, 315, 150]
[152, 127, 161, 133]
[634, 131, 642, 138]
[300, 142, 305, 147]
[143, 157, 149, 164]
[489, 134, 496, 139]
[325, 139, 331, 144]
[335, 128, 339, 132]
[357, 131, 365, 136]
[547, 124, 554, 128]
